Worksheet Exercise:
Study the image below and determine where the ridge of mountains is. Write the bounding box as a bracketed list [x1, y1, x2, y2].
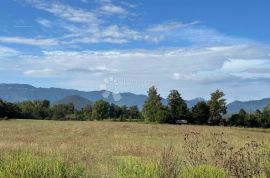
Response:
[0, 83, 269, 113]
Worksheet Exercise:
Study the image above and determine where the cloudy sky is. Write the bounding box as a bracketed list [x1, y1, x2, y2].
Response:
[0, 0, 270, 101]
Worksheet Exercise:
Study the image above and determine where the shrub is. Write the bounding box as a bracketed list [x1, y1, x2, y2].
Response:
[183, 131, 270, 178]
[159, 145, 181, 178]
[0, 150, 86, 178]
[180, 165, 229, 178]
[114, 157, 159, 178]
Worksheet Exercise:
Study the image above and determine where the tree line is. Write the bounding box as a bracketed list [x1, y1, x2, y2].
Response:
[0, 99, 141, 121]
[0, 86, 269, 128]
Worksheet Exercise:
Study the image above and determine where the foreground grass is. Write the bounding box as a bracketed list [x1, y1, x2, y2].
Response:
[0, 120, 269, 177]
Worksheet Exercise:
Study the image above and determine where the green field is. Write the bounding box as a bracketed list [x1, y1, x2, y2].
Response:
[0, 120, 269, 177]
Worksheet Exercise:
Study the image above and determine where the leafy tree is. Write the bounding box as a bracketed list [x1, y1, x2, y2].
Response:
[0, 99, 7, 118]
[81, 104, 93, 120]
[142, 86, 165, 123]
[91, 100, 110, 120]
[167, 90, 189, 123]
[119, 105, 129, 121]
[191, 101, 210, 124]
[109, 103, 122, 119]
[51, 103, 75, 120]
[262, 103, 270, 128]
[207, 90, 227, 125]
[229, 109, 247, 126]
[18, 100, 50, 119]
[128, 105, 141, 119]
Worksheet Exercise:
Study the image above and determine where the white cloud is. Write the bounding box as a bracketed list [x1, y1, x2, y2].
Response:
[100, 3, 128, 15]
[0, 46, 19, 57]
[147, 21, 200, 32]
[23, 68, 58, 77]
[0, 37, 59, 46]
[25, 0, 98, 24]
[36, 19, 52, 27]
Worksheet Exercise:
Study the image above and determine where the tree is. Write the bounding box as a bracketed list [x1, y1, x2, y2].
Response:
[142, 86, 165, 123]
[261, 103, 270, 127]
[167, 90, 188, 123]
[191, 101, 210, 124]
[51, 103, 75, 120]
[91, 100, 110, 120]
[128, 105, 141, 119]
[81, 104, 93, 120]
[109, 103, 122, 119]
[207, 90, 227, 125]
[18, 100, 50, 119]
[119, 105, 129, 121]
[229, 109, 247, 126]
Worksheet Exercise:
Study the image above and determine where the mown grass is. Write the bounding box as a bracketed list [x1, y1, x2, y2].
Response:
[0, 120, 269, 177]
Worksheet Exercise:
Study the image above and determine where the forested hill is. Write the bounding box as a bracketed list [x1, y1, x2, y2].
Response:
[1, 83, 269, 113]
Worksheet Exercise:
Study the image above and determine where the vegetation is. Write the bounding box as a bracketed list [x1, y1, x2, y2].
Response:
[0, 121, 268, 177]
[0, 86, 270, 127]
[0, 150, 85, 178]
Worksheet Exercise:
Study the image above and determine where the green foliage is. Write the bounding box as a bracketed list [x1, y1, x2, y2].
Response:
[142, 86, 166, 123]
[167, 90, 189, 123]
[51, 103, 75, 120]
[80, 104, 93, 120]
[191, 101, 210, 124]
[91, 100, 110, 120]
[114, 157, 160, 178]
[207, 90, 227, 125]
[109, 103, 122, 119]
[181, 165, 229, 178]
[0, 99, 21, 119]
[18, 100, 50, 119]
[128, 105, 141, 120]
[0, 150, 86, 178]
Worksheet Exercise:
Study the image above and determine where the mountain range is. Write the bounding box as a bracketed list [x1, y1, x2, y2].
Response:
[0, 83, 269, 113]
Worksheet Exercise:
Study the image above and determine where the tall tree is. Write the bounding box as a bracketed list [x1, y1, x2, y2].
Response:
[91, 100, 110, 120]
[191, 101, 210, 124]
[167, 90, 188, 123]
[207, 89, 227, 125]
[142, 86, 165, 123]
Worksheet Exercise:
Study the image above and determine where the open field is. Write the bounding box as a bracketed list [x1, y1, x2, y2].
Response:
[0, 120, 269, 177]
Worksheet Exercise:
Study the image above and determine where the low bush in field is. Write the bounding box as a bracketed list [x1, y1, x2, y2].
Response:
[114, 157, 159, 178]
[115, 132, 270, 178]
[180, 165, 229, 178]
[183, 132, 270, 178]
[0, 150, 86, 178]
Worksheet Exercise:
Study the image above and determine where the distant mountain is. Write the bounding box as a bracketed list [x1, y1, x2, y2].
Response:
[53, 95, 92, 110]
[0, 83, 205, 109]
[227, 98, 270, 114]
[186, 97, 205, 108]
[0, 83, 147, 108]
[1, 84, 270, 113]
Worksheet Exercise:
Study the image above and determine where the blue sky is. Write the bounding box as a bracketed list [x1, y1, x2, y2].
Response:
[0, 0, 270, 101]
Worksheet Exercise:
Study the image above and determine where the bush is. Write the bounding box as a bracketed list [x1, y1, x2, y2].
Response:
[0, 150, 86, 178]
[180, 165, 229, 178]
[114, 157, 159, 178]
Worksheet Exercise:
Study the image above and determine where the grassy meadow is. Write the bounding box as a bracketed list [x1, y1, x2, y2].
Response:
[0, 120, 269, 177]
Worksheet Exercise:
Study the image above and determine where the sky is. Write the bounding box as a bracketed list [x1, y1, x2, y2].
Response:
[0, 0, 270, 102]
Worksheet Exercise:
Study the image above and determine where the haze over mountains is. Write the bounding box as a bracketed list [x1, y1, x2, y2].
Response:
[0, 83, 269, 113]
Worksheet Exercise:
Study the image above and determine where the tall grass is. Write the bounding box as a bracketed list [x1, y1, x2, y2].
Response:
[0, 150, 86, 178]
[0, 120, 269, 177]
